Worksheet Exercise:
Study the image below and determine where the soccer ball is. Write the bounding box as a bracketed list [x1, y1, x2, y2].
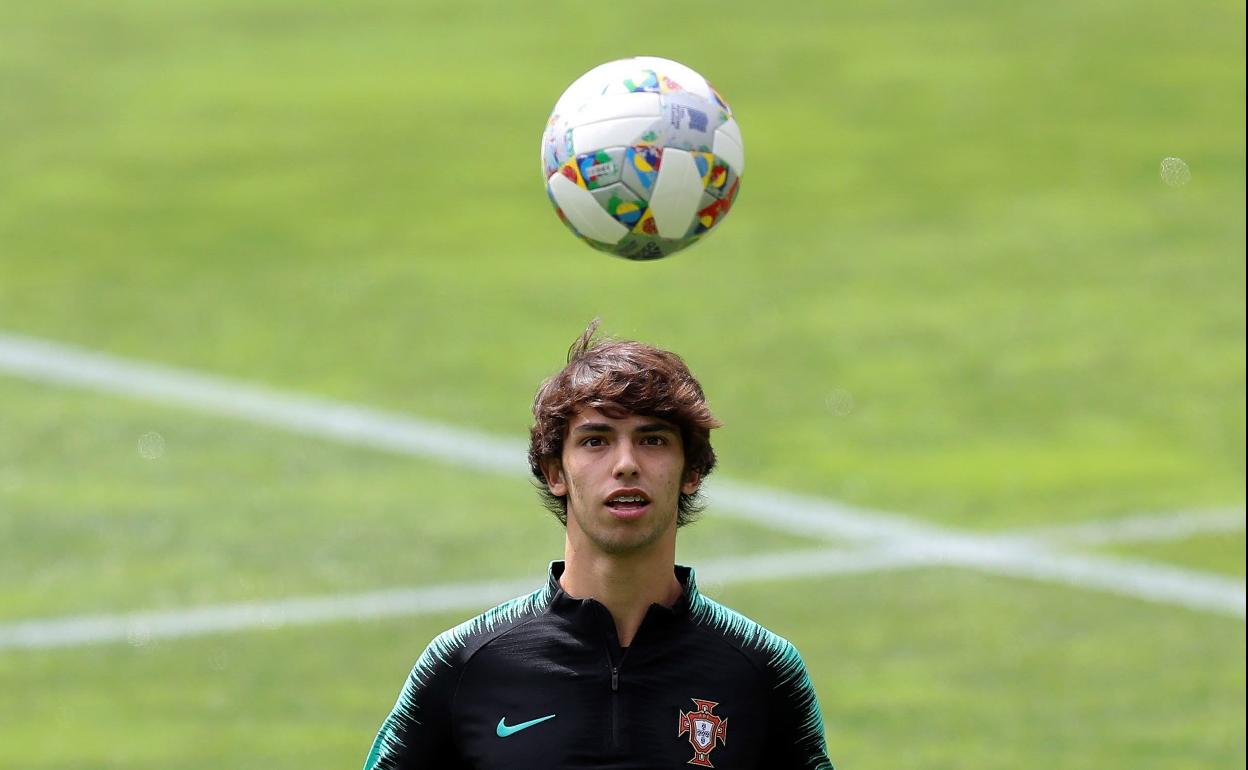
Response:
[541, 57, 744, 261]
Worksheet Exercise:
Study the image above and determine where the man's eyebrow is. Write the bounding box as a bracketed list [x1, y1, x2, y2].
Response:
[635, 423, 677, 434]
[570, 422, 676, 434]
[572, 422, 614, 434]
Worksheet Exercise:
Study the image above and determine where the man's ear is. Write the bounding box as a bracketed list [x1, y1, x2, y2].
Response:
[542, 459, 567, 496]
[681, 470, 702, 496]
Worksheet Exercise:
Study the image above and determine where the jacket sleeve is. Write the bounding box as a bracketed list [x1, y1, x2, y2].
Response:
[768, 640, 835, 770]
[363, 633, 463, 769]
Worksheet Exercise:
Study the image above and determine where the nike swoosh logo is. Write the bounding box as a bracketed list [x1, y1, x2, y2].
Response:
[496, 713, 557, 737]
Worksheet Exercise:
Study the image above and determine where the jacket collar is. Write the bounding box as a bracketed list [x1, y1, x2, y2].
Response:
[544, 560, 698, 625]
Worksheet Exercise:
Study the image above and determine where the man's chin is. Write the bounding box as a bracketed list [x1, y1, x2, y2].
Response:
[589, 521, 675, 556]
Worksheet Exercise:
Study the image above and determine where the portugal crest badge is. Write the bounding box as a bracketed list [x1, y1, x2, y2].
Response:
[677, 698, 728, 767]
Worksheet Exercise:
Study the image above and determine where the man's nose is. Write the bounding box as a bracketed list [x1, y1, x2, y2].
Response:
[612, 444, 640, 478]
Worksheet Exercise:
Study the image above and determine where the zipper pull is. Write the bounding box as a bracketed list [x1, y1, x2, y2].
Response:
[611, 666, 619, 692]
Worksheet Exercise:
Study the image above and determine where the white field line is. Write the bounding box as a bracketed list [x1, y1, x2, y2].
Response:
[0, 332, 926, 543]
[697, 536, 1244, 619]
[700, 490, 1244, 617]
[911, 535, 1245, 618]
[0, 577, 539, 651]
[0, 548, 927, 651]
[0, 331, 1244, 651]
[4, 535, 1241, 651]
[0, 333, 523, 473]
[1015, 506, 1245, 545]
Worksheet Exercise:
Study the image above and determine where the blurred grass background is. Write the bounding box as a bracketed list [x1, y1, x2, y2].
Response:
[0, 0, 1243, 767]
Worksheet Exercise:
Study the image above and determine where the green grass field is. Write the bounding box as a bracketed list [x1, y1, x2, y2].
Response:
[1, 0, 1243, 768]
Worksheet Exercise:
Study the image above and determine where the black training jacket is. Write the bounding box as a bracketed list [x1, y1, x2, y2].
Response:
[363, 562, 834, 769]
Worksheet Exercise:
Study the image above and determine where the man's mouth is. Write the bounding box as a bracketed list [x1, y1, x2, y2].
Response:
[605, 492, 651, 512]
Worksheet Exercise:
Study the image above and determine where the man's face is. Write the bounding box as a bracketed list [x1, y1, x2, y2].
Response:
[542, 406, 701, 556]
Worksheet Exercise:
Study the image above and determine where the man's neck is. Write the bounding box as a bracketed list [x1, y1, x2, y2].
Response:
[559, 543, 683, 648]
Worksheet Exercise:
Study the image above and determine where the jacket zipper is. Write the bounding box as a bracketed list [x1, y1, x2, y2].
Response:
[605, 623, 634, 751]
[610, 664, 620, 748]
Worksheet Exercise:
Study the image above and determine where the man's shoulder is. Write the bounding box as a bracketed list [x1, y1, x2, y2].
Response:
[686, 591, 807, 679]
[415, 583, 552, 674]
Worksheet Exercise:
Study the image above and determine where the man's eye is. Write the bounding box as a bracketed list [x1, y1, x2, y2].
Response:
[582, 437, 605, 447]
[641, 436, 665, 445]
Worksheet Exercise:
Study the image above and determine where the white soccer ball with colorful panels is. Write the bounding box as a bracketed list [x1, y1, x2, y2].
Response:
[541, 57, 744, 260]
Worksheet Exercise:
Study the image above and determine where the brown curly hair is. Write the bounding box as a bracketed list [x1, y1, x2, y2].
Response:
[528, 321, 721, 527]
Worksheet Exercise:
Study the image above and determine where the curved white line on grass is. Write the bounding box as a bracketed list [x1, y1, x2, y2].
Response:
[912, 536, 1246, 618]
[705, 480, 946, 542]
[0, 332, 907, 542]
[0, 577, 540, 651]
[0, 332, 523, 473]
[2, 541, 1240, 651]
[0, 330, 1244, 634]
[0, 549, 907, 651]
[694, 543, 938, 586]
[1018, 507, 1245, 545]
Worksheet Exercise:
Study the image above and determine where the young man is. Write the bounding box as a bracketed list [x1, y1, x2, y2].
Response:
[364, 324, 834, 769]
